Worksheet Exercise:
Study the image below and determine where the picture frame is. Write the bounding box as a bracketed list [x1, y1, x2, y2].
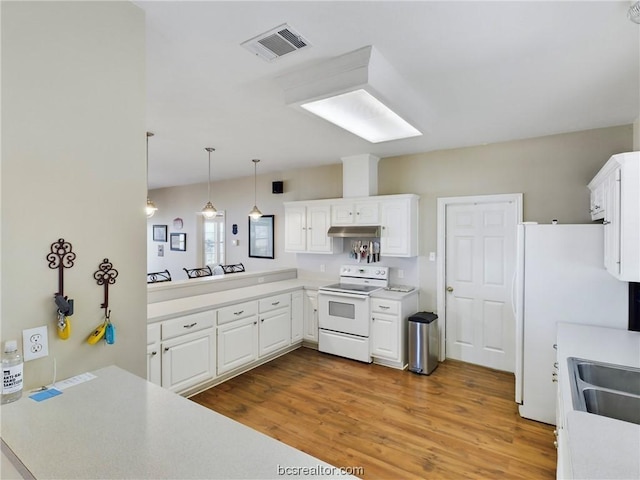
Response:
[170, 233, 187, 251]
[153, 225, 167, 242]
[248, 215, 274, 259]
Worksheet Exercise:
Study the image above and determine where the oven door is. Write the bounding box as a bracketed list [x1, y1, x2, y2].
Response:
[318, 291, 370, 337]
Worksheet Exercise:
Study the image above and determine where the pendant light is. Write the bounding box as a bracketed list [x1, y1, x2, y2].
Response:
[201, 147, 217, 219]
[145, 132, 158, 218]
[248, 159, 263, 221]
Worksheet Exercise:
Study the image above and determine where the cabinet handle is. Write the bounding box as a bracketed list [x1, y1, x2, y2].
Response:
[379, 305, 390, 310]
[148, 351, 157, 356]
[554, 362, 558, 369]
[593, 204, 600, 210]
[253, 321, 257, 325]
[553, 430, 558, 437]
[372, 317, 375, 322]
[271, 301, 280, 306]
[261, 318, 264, 323]
[553, 441, 558, 449]
[553, 344, 557, 350]
[234, 310, 244, 316]
[164, 347, 170, 353]
[602, 220, 611, 225]
[183, 322, 197, 329]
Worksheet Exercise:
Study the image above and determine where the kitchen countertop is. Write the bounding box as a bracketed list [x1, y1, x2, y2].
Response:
[148, 278, 328, 323]
[0, 366, 353, 479]
[556, 322, 640, 479]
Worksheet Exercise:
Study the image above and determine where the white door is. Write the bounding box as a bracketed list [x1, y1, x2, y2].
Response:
[445, 200, 517, 372]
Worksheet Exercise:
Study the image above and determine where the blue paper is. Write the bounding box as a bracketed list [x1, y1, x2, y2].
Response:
[29, 388, 62, 402]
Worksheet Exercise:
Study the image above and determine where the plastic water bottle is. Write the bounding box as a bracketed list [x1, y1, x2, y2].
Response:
[2, 340, 23, 404]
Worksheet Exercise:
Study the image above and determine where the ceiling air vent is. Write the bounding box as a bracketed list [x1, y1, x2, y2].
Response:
[241, 24, 310, 62]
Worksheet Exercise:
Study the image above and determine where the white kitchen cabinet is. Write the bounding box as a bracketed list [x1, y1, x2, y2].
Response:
[379, 195, 419, 257]
[284, 202, 342, 254]
[589, 178, 606, 221]
[331, 200, 380, 225]
[258, 293, 291, 357]
[291, 290, 303, 344]
[370, 292, 419, 369]
[217, 315, 258, 375]
[161, 330, 215, 393]
[147, 323, 161, 386]
[303, 290, 318, 345]
[217, 300, 259, 375]
[588, 151, 640, 281]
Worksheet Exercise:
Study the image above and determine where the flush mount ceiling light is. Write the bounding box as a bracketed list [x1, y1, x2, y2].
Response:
[201, 147, 217, 219]
[248, 159, 263, 221]
[278, 46, 425, 144]
[629, 1, 640, 23]
[145, 132, 157, 218]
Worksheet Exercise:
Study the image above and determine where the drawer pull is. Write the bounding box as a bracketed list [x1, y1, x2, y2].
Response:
[379, 305, 390, 310]
[183, 322, 197, 329]
[234, 310, 244, 316]
[271, 301, 280, 306]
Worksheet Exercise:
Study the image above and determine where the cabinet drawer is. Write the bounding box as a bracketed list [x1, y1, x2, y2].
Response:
[371, 298, 399, 315]
[259, 293, 291, 313]
[217, 301, 257, 325]
[162, 311, 215, 340]
[147, 322, 161, 345]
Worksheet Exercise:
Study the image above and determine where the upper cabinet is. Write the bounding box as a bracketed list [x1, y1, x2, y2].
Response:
[331, 200, 380, 225]
[284, 202, 343, 254]
[588, 152, 640, 281]
[284, 194, 419, 257]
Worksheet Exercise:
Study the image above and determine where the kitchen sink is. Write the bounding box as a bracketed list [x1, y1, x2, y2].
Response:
[568, 357, 640, 425]
[576, 361, 640, 395]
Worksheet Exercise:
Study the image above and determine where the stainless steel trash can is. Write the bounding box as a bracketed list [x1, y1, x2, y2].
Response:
[408, 312, 439, 375]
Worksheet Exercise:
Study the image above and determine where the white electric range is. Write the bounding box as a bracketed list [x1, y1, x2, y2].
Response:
[317, 265, 389, 362]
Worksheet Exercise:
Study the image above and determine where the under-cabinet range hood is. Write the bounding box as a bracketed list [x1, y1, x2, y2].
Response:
[327, 226, 381, 238]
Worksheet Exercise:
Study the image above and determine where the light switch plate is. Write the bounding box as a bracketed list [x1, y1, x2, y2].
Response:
[23, 325, 49, 361]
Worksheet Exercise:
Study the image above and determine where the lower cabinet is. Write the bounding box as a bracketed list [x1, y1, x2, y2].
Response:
[148, 288, 308, 394]
[161, 327, 216, 393]
[217, 315, 258, 375]
[147, 323, 161, 386]
[303, 290, 318, 344]
[370, 292, 419, 369]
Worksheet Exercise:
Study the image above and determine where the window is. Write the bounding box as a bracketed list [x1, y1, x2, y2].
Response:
[203, 212, 225, 266]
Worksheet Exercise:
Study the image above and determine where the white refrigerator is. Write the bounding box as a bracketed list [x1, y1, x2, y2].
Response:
[514, 223, 628, 425]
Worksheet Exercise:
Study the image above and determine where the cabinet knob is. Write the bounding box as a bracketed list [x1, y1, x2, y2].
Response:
[603, 220, 611, 225]
[553, 441, 558, 449]
[164, 347, 170, 353]
[446, 286, 454, 292]
[148, 351, 157, 356]
[261, 318, 264, 323]
[253, 321, 257, 325]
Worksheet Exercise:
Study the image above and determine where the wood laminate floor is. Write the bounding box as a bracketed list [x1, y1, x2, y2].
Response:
[191, 348, 556, 479]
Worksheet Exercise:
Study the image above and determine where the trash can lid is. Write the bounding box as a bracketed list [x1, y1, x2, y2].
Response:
[408, 311, 438, 324]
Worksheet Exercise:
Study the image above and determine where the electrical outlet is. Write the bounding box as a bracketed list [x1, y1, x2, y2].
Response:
[398, 269, 404, 279]
[23, 325, 49, 361]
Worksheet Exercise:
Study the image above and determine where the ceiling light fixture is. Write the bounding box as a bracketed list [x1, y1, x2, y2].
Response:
[629, 1, 640, 23]
[278, 46, 425, 144]
[145, 132, 158, 218]
[201, 147, 217, 219]
[248, 159, 263, 221]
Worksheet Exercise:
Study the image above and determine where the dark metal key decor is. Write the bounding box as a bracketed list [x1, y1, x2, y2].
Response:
[93, 258, 118, 319]
[47, 238, 76, 339]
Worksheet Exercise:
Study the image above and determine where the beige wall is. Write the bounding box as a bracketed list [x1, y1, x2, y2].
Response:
[1, 2, 147, 388]
[634, 116, 640, 150]
[379, 125, 633, 309]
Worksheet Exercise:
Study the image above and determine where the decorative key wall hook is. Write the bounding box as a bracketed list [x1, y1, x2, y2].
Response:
[93, 258, 118, 319]
[47, 238, 76, 298]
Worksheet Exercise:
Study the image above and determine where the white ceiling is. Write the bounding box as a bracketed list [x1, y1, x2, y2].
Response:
[138, 1, 640, 189]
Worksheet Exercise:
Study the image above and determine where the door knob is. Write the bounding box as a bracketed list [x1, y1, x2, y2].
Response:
[446, 286, 454, 292]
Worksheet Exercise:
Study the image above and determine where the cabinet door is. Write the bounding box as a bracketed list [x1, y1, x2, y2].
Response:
[307, 205, 332, 252]
[147, 343, 161, 386]
[380, 200, 411, 256]
[161, 328, 215, 393]
[303, 291, 318, 343]
[604, 168, 621, 277]
[355, 201, 379, 224]
[284, 205, 307, 252]
[259, 307, 291, 357]
[332, 203, 355, 225]
[217, 316, 258, 375]
[291, 291, 303, 344]
[370, 312, 399, 361]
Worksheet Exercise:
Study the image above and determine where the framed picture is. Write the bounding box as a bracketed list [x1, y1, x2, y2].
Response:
[170, 233, 187, 251]
[248, 215, 274, 259]
[153, 225, 167, 242]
